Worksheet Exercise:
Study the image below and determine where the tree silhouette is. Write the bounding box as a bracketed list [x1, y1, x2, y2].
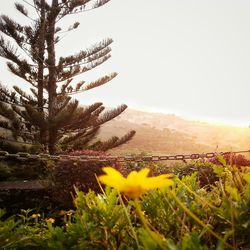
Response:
[0, 0, 135, 154]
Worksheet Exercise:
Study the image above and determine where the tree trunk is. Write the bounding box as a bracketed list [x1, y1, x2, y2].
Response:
[46, 0, 59, 154]
[37, 0, 46, 147]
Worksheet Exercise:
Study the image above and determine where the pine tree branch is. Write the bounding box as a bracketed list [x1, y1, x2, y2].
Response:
[0, 37, 26, 67]
[13, 86, 37, 103]
[91, 136, 119, 151]
[94, 104, 127, 126]
[0, 99, 25, 109]
[91, 106, 105, 116]
[109, 130, 136, 150]
[25, 104, 47, 129]
[0, 101, 24, 139]
[60, 128, 87, 145]
[62, 126, 100, 150]
[0, 16, 40, 62]
[69, 72, 117, 95]
[23, 0, 37, 10]
[12, 105, 29, 121]
[0, 101, 17, 121]
[6, 62, 37, 87]
[0, 83, 19, 104]
[33, 0, 51, 12]
[0, 120, 12, 130]
[60, 125, 100, 146]
[62, 102, 103, 130]
[91, 130, 136, 151]
[59, 73, 117, 95]
[54, 95, 72, 113]
[57, 54, 111, 82]
[15, 3, 29, 17]
[58, 45, 112, 69]
[0, 15, 26, 44]
[30, 88, 38, 98]
[57, 38, 113, 69]
[51, 100, 79, 129]
[59, 78, 73, 93]
[0, 37, 39, 85]
[57, 0, 111, 20]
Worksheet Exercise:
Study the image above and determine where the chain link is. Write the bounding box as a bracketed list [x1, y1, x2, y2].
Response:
[0, 150, 249, 162]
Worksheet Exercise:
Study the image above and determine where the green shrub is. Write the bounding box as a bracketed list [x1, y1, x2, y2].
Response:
[0, 162, 250, 249]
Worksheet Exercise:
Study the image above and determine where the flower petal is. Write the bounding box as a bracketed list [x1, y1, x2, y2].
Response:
[98, 167, 126, 189]
[102, 167, 124, 179]
[98, 167, 174, 198]
[143, 174, 173, 190]
[137, 168, 150, 178]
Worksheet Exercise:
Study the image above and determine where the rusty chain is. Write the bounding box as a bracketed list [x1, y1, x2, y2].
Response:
[0, 150, 249, 163]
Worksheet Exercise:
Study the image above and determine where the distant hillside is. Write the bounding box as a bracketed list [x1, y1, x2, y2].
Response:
[100, 109, 250, 155]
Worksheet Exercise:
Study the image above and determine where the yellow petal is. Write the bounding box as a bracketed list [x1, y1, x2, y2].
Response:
[127, 169, 150, 180]
[143, 174, 173, 189]
[98, 167, 126, 190]
[98, 175, 121, 189]
[126, 170, 142, 186]
[127, 170, 138, 179]
[98, 167, 174, 198]
[102, 167, 124, 179]
[137, 168, 150, 178]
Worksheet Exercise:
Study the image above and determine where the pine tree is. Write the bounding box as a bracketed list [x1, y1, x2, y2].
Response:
[0, 0, 135, 154]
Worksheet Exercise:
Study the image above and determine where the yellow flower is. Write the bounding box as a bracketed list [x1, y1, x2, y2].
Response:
[46, 218, 55, 224]
[98, 167, 173, 198]
[31, 213, 41, 219]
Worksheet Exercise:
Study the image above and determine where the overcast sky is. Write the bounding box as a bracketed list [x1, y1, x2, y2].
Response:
[1, 0, 250, 126]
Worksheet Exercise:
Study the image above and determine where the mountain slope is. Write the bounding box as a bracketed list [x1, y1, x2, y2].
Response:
[100, 109, 250, 155]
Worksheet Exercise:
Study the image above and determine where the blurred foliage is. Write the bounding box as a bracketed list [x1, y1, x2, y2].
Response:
[47, 150, 123, 209]
[0, 159, 47, 181]
[0, 161, 250, 249]
[210, 153, 250, 167]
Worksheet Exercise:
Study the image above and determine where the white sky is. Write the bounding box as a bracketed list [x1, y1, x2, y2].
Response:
[1, 0, 250, 126]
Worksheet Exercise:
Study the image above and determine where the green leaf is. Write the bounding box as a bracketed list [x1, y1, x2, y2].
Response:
[212, 165, 225, 177]
[138, 228, 158, 250]
[216, 156, 227, 167]
[181, 232, 203, 250]
[243, 173, 250, 184]
[225, 186, 240, 201]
